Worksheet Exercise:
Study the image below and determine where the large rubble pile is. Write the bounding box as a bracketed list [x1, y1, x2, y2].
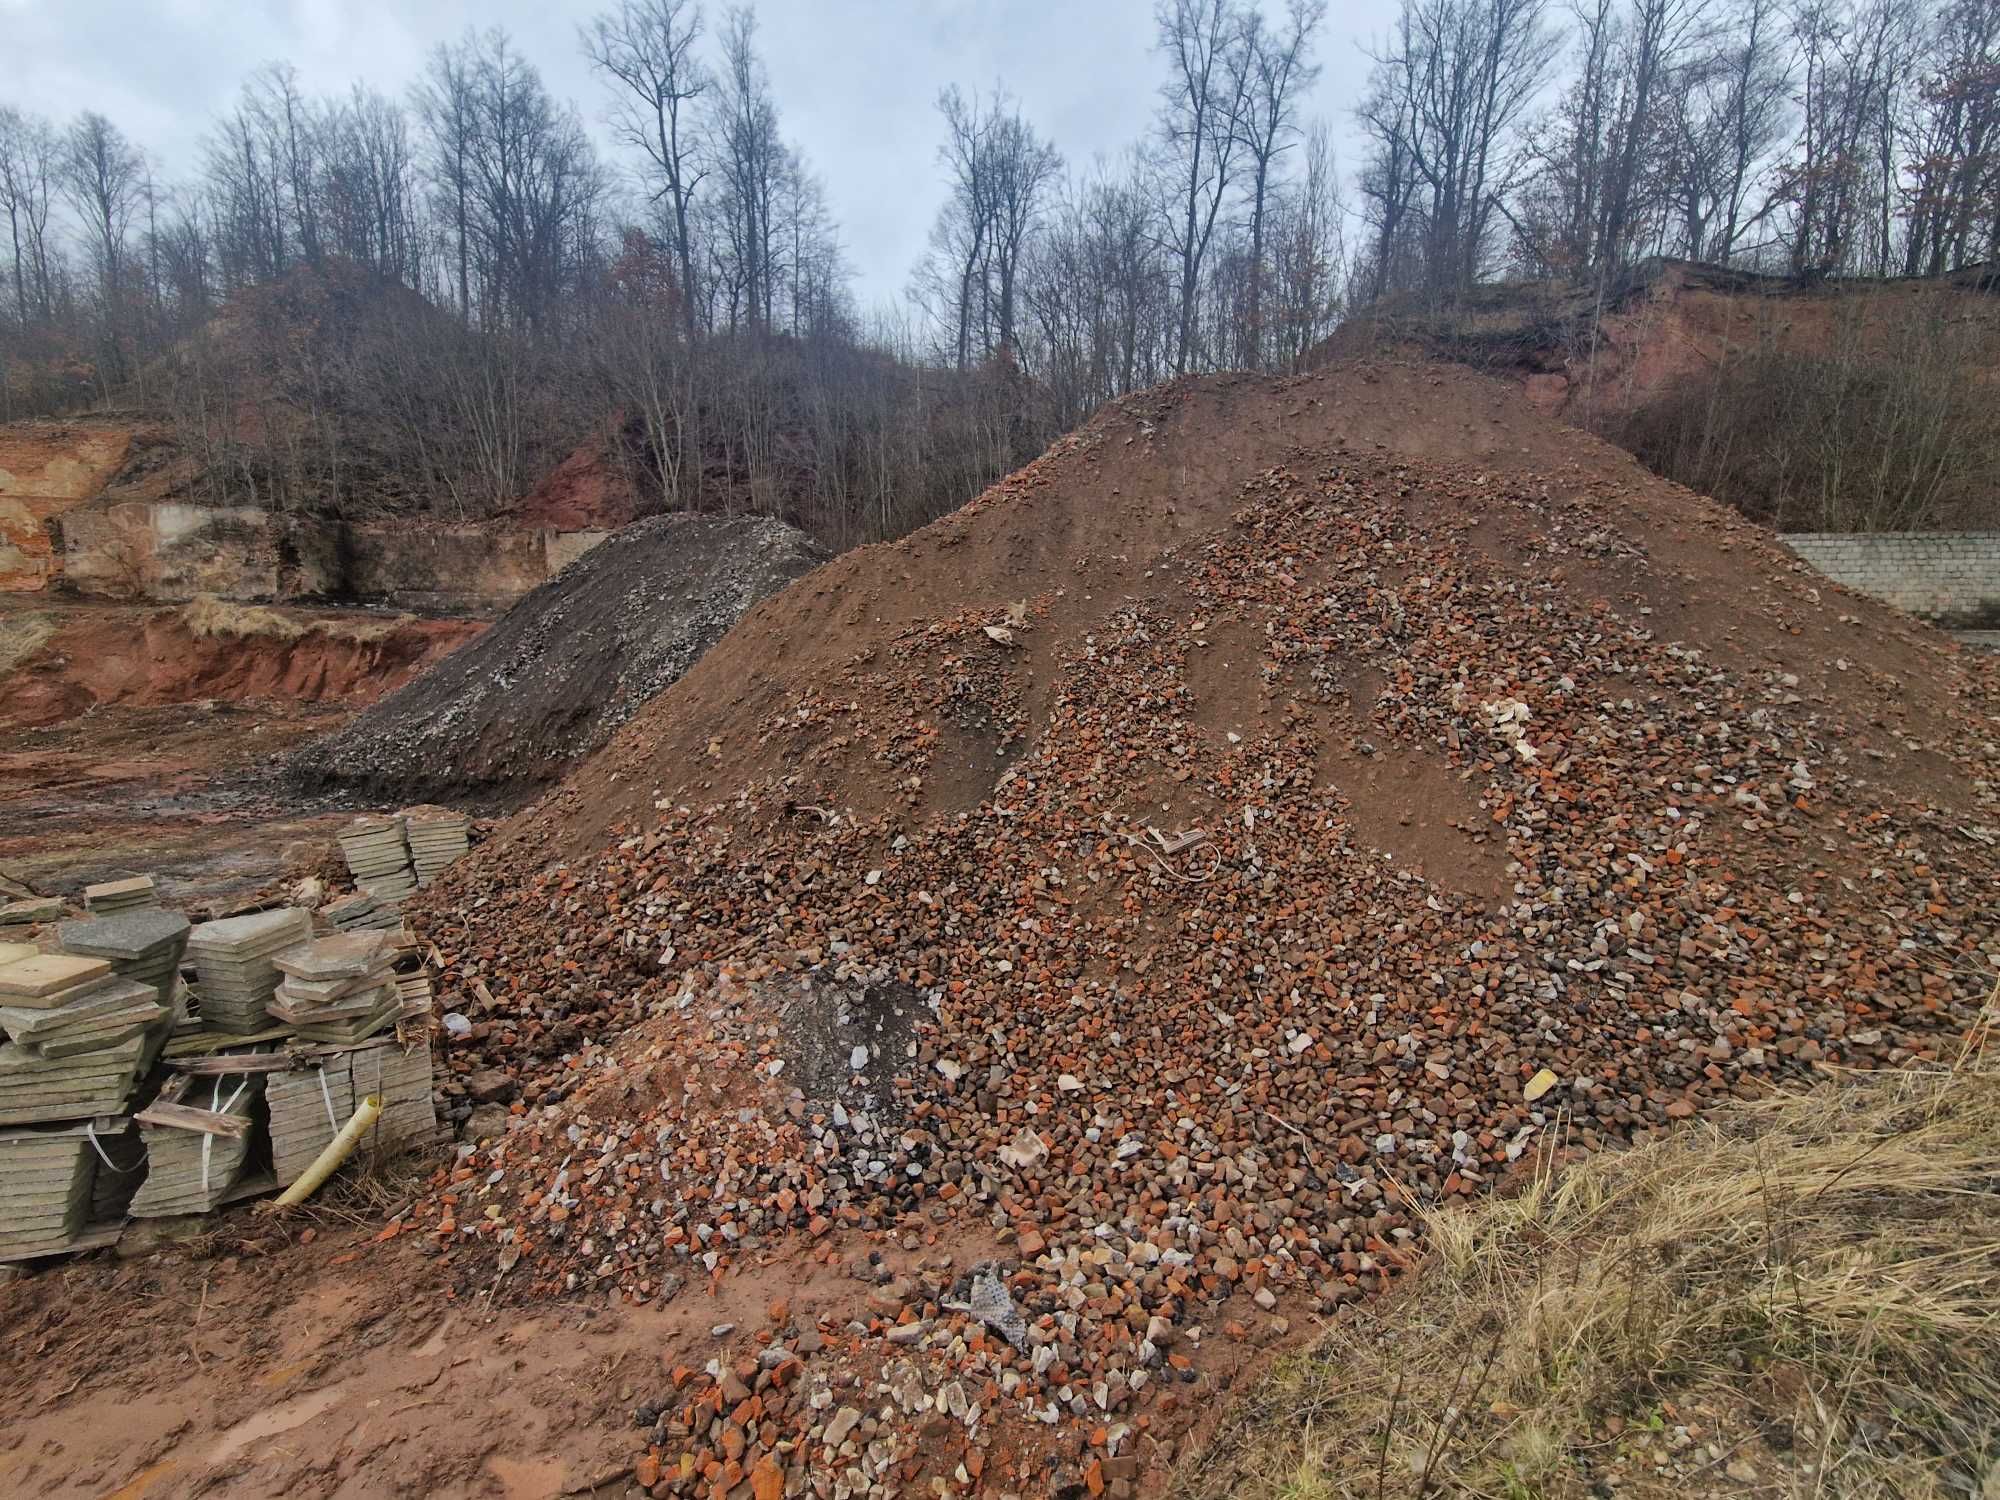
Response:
[287, 513, 825, 802]
[384, 362, 2000, 1497]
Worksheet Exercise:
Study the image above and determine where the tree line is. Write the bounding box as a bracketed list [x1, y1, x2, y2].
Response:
[0, 0, 1993, 544]
[1357, 0, 1998, 302]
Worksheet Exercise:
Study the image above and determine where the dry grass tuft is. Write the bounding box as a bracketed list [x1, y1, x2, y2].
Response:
[1179, 1061, 2000, 1500]
[179, 594, 406, 645]
[0, 609, 59, 674]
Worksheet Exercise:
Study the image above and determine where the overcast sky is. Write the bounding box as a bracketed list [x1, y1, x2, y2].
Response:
[7, 0, 1397, 312]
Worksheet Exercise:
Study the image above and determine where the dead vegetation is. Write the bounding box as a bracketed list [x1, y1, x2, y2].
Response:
[178, 594, 408, 645]
[0, 609, 59, 675]
[1180, 1031, 2000, 1500]
[1606, 287, 2000, 532]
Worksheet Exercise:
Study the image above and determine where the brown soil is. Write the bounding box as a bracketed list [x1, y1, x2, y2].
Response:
[511, 423, 646, 531]
[0, 597, 483, 731]
[513, 359, 1973, 865]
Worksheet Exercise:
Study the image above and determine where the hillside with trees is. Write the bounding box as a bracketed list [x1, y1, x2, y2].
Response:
[1, 0, 1995, 546]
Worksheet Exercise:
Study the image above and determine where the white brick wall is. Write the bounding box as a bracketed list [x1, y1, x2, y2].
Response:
[1782, 532, 2000, 626]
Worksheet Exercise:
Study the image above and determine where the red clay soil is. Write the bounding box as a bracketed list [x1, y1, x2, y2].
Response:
[2, 359, 1994, 1500]
[0, 598, 484, 731]
[511, 424, 646, 532]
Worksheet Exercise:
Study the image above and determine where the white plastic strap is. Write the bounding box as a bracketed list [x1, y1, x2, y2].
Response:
[317, 1067, 339, 1134]
[201, 1076, 252, 1197]
[84, 1121, 124, 1172]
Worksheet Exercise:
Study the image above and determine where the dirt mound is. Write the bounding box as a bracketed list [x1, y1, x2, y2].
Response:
[0, 597, 479, 730]
[391, 360, 1995, 1493]
[285, 512, 824, 802]
[516, 358, 1973, 859]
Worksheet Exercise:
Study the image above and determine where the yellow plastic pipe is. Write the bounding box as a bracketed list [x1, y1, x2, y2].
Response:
[274, 1094, 382, 1207]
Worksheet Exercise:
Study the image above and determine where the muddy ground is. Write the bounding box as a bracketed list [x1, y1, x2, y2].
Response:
[0, 596, 481, 912]
[0, 598, 615, 1498]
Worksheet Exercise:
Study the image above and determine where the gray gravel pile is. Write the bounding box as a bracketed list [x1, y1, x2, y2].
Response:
[286, 513, 823, 802]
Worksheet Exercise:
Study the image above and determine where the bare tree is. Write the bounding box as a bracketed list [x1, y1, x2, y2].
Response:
[926, 86, 997, 368]
[1781, 0, 1920, 275]
[63, 111, 144, 300]
[918, 86, 1061, 368]
[1156, 0, 1255, 372]
[1600, 0, 1710, 270]
[0, 107, 61, 322]
[1360, 0, 1564, 297]
[1238, 0, 1326, 364]
[712, 6, 781, 332]
[320, 86, 423, 282]
[1658, 0, 1791, 262]
[584, 0, 710, 336]
[1266, 119, 1348, 366]
[415, 37, 481, 319]
[1902, 0, 2000, 273]
[1514, 0, 1710, 278]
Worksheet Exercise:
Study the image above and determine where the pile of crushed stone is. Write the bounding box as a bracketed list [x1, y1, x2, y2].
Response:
[401, 362, 1998, 1498]
[286, 514, 822, 801]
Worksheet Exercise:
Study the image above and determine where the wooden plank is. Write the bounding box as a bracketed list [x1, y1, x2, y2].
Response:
[132, 1101, 251, 1140]
[163, 1025, 293, 1058]
[170, 1052, 293, 1077]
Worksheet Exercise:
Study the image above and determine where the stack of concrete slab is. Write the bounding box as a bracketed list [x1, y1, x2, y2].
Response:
[0, 974, 164, 1061]
[127, 1076, 262, 1217]
[401, 807, 471, 887]
[268, 932, 403, 1044]
[348, 1040, 438, 1147]
[322, 890, 401, 934]
[337, 816, 416, 903]
[168, 986, 202, 1040]
[82, 876, 160, 916]
[0, 1033, 149, 1126]
[0, 896, 63, 927]
[57, 909, 190, 1008]
[0, 956, 155, 1124]
[184, 909, 312, 1034]
[0, 1124, 101, 1259]
[267, 1039, 437, 1187]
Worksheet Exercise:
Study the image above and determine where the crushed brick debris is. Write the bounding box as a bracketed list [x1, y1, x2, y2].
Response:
[399, 369, 1998, 1496]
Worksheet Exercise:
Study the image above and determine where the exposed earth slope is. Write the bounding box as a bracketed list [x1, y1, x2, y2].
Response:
[0, 596, 481, 732]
